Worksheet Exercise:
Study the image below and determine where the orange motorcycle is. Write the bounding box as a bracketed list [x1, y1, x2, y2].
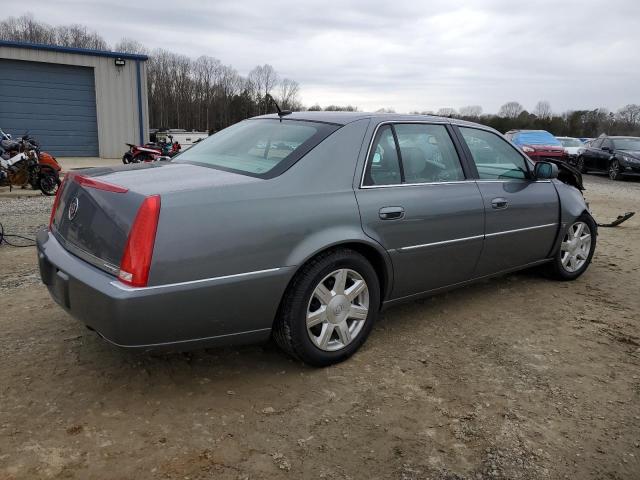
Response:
[0, 130, 61, 195]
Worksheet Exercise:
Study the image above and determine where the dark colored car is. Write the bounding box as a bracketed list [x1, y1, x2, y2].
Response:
[576, 135, 640, 180]
[504, 130, 567, 163]
[37, 112, 596, 366]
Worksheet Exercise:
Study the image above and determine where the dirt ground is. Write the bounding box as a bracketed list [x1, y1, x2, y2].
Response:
[0, 174, 638, 480]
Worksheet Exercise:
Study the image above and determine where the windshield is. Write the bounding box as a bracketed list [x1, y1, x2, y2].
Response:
[612, 137, 640, 151]
[559, 138, 583, 147]
[513, 131, 561, 146]
[174, 119, 339, 178]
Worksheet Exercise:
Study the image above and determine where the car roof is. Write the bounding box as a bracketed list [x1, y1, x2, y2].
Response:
[605, 135, 640, 139]
[254, 111, 497, 132]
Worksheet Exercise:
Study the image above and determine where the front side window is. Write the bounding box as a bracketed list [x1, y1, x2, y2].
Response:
[394, 124, 464, 183]
[363, 123, 465, 186]
[460, 127, 528, 180]
[174, 119, 339, 178]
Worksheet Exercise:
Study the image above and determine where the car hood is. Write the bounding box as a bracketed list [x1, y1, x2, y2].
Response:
[616, 149, 640, 159]
[523, 144, 565, 152]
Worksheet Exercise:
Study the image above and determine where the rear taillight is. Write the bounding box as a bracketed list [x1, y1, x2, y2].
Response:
[48, 176, 67, 230]
[118, 195, 161, 287]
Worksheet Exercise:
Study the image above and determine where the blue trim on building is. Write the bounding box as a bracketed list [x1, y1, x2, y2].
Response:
[0, 39, 148, 61]
[136, 60, 145, 144]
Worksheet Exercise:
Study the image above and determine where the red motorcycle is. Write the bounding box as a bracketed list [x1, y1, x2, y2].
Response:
[122, 141, 181, 164]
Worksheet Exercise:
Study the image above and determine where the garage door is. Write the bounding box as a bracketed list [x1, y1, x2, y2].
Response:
[0, 59, 99, 157]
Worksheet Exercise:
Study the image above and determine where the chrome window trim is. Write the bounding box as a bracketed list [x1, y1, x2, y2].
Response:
[110, 267, 282, 292]
[359, 120, 458, 189]
[395, 223, 557, 252]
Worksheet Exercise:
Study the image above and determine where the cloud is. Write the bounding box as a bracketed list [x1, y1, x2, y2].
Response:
[5, 0, 639, 113]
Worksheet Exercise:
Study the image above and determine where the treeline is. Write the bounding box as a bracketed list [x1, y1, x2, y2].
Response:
[413, 101, 640, 137]
[1, 14, 306, 132]
[2, 15, 639, 137]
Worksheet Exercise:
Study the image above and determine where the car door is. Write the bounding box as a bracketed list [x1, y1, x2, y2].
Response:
[598, 138, 614, 171]
[585, 137, 604, 170]
[355, 122, 485, 299]
[455, 126, 559, 275]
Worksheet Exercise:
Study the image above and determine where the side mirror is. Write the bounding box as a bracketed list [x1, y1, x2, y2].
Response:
[601, 146, 611, 152]
[534, 161, 558, 180]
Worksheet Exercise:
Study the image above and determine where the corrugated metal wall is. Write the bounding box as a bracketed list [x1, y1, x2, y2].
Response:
[0, 58, 99, 156]
[0, 45, 149, 158]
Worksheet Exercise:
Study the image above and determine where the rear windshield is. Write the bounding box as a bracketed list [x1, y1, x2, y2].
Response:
[174, 119, 339, 178]
[513, 131, 561, 146]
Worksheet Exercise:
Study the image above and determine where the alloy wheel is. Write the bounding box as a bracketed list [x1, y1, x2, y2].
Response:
[560, 221, 592, 273]
[306, 269, 369, 352]
[608, 160, 620, 180]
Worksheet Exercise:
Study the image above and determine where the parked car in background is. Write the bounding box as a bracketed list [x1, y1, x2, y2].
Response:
[38, 112, 596, 366]
[576, 135, 640, 180]
[557, 136, 585, 165]
[504, 130, 566, 162]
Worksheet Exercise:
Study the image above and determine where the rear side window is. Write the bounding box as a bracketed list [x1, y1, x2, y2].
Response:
[174, 119, 339, 178]
[363, 123, 465, 186]
[460, 127, 528, 180]
[364, 125, 402, 186]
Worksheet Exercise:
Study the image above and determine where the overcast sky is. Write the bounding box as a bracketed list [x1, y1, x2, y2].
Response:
[5, 0, 640, 113]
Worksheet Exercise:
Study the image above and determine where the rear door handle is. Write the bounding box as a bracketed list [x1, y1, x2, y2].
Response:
[379, 206, 405, 220]
[491, 197, 508, 210]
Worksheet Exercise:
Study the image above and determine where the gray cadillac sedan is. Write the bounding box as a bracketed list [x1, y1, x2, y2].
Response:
[38, 112, 596, 366]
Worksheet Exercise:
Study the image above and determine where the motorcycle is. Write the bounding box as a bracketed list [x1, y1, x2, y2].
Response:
[122, 139, 181, 164]
[0, 129, 62, 195]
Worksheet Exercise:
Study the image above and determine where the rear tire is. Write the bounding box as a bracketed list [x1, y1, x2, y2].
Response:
[273, 248, 380, 367]
[608, 159, 622, 181]
[547, 214, 596, 281]
[122, 152, 133, 164]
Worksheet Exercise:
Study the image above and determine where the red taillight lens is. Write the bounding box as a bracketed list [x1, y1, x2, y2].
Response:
[48, 176, 67, 230]
[118, 195, 161, 287]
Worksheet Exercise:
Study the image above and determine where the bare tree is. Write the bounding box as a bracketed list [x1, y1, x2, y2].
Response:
[114, 38, 148, 55]
[617, 104, 640, 125]
[459, 105, 483, 118]
[437, 107, 457, 117]
[498, 101, 525, 119]
[277, 78, 301, 110]
[0, 14, 56, 44]
[54, 24, 107, 50]
[248, 64, 279, 114]
[533, 100, 553, 120]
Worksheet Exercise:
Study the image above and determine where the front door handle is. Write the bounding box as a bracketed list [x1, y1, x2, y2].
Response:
[491, 197, 508, 210]
[379, 206, 405, 220]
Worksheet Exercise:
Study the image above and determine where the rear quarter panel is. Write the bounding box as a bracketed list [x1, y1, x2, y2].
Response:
[149, 118, 376, 286]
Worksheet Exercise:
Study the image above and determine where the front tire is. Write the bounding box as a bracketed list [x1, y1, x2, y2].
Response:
[273, 248, 380, 367]
[548, 215, 596, 280]
[576, 156, 587, 174]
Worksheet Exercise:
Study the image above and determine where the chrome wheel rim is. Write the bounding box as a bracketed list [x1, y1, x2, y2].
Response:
[609, 161, 619, 180]
[306, 269, 369, 352]
[560, 221, 591, 273]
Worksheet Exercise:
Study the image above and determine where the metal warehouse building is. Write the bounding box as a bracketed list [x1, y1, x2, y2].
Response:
[0, 40, 149, 158]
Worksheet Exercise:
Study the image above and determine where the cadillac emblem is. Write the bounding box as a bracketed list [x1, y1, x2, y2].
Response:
[68, 197, 79, 221]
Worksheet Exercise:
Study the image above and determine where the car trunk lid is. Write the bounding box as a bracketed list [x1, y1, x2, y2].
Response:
[50, 162, 259, 278]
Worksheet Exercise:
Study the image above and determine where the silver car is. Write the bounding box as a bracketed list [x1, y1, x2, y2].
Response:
[37, 112, 596, 366]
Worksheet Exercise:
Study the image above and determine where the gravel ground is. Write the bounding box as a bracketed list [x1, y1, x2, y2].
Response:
[0, 174, 639, 479]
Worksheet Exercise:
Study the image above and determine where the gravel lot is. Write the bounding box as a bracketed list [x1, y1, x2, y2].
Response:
[0, 175, 639, 479]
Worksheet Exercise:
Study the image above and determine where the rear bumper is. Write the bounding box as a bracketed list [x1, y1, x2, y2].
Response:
[36, 229, 293, 350]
